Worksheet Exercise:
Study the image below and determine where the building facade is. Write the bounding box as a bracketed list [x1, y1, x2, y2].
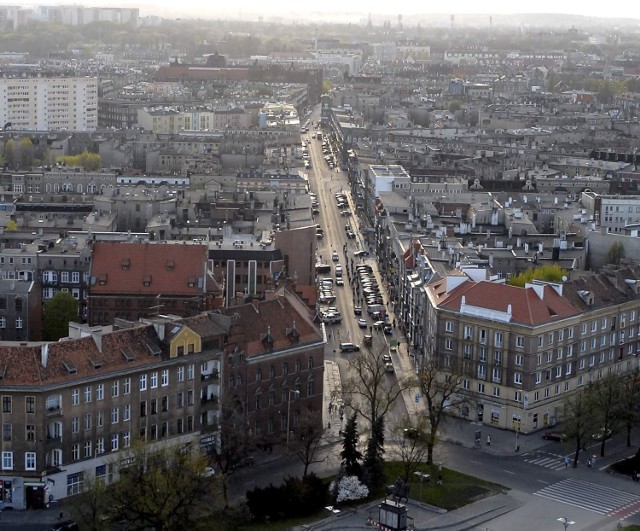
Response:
[0, 77, 98, 132]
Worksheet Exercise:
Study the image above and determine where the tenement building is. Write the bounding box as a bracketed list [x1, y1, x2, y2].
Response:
[425, 263, 640, 434]
[0, 313, 229, 509]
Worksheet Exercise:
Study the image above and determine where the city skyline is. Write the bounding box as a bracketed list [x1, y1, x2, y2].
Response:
[16, 1, 640, 22]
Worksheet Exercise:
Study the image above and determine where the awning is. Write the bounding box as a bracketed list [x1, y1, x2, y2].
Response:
[24, 482, 45, 487]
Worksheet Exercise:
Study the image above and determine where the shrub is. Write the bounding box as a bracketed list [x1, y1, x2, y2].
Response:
[330, 475, 369, 503]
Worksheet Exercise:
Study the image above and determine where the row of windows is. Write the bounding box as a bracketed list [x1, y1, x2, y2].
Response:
[254, 357, 315, 382]
[446, 313, 640, 348]
[1, 451, 36, 471]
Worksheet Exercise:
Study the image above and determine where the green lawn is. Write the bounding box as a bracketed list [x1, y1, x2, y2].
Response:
[213, 461, 507, 529]
[381, 462, 506, 510]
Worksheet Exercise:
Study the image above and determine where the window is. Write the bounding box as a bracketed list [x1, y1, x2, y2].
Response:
[602, 318, 608, 330]
[566, 363, 572, 375]
[84, 386, 91, 403]
[538, 336, 544, 347]
[187, 390, 194, 406]
[111, 408, 119, 424]
[123, 431, 131, 448]
[478, 383, 485, 394]
[123, 378, 131, 395]
[162, 396, 168, 412]
[514, 391, 522, 402]
[579, 358, 586, 370]
[72, 444, 80, 461]
[477, 365, 486, 380]
[515, 354, 523, 366]
[96, 384, 104, 401]
[556, 366, 562, 378]
[112, 380, 119, 398]
[256, 368, 262, 382]
[308, 356, 314, 370]
[177, 366, 185, 382]
[111, 434, 119, 452]
[567, 345, 573, 357]
[187, 364, 194, 380]
[161, 369, 169, 387]
[283, 362, 289, 376]
[123, 404, 131, 422]
[84, 441, 92, 458]
[270, 365, 276, 378]
[558, 329, 564, 341]
[480, 329, 487, 344]
[557, 348, 563, 360]
[96, 438, 104, 455]
[72, 272, 80, 283]
[492, 368, 501, 383]
[445, 338, 453, 350]
[464, 325, 473, 339]
[516, 336, 524, 348]
[546, 351, 552, 363]
[591, 321, 597, 332]
[535, 372, 542, 384]
[494, 351, 502, 365]
[479, 348, 487, 362]
[514, 372, 522, 385]
[2, 396, 11, 413]
[568, 327, 574, 339]
[2, 451, 13, 470]
[462, 379, 469, 390]
[445, 321, 453, 333]
[581, 323, 587, 335]
[26, 424, 35, 441]
[26, 396, 35, 414]
[151, 372, 158, 389]
[177, 392, 184, 408]
[492, 387, 500, 397]
[140, 374, 147, 391]
[72, 416, 79, 433]
[495, 332, 503, 347]
[25, 452, 36, 470]
[84, 413, 91, 431]
[295, 359, 301, 373]
[151, 399, 157, 415]
[307, 378, 314, 396]
[2, 423, 10, 442]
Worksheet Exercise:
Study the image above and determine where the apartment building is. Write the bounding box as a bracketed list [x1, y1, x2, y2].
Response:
[0, 314, 227, 509]
[88, 242, 212, 325]
[0, 77, 98, 132]
[425, 266, 640, 434]
[223, 293, 325, 446]
[0, 279, 41, 341]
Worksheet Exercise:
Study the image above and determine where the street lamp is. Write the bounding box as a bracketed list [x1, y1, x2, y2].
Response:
[286, 389, 300, 449]
[557, 517, 575, 530]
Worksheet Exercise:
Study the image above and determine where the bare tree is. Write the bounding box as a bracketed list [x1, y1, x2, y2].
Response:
[208, 397, 253, 507]
[589, 374, 624, 457]
[290, 408, 326, 478]
[343, 344, 415, 435]
[620, 369, 640, 448]
[394, 413, 432, 483]
[419, 354, 469, 465]
[563, 388, 595, 468]
[68, 474, 109, 531]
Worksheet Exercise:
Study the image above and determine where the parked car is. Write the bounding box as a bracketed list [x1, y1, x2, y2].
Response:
[542, 431, 567, 442]
[230, 455, 255, 471]
[354, 306, 362, 316]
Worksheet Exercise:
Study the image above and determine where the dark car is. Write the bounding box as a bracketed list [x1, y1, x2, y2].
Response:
[383, 325, 393, 335]
[542, 431, 567, 442]
[354, 250, 370, 257]
[354, 306, 362, 315]
[230, 455, 255, 471]
[592, 428, 613, 441]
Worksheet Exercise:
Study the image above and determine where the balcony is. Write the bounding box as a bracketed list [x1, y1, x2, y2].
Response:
[201, 370, 220, 381]
[45, 405, 63, 417]
[200, 394, 219, 405]
[45, 435, 62, 449]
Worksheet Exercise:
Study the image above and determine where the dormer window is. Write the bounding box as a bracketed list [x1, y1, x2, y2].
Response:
[98, 274, 107, 286]
[121, 258, 130, 271]
[187, 276, 196, 288]
[166, 260, 175, 272]
[143, 275, 152, 287]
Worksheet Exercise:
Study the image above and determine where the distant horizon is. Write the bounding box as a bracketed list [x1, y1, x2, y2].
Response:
[11, 1, 640, 23]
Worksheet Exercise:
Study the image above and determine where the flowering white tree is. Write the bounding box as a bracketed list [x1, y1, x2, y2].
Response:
[331, 475, 369, 503]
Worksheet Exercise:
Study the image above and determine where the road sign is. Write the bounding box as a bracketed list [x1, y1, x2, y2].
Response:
[415, 393, 420, 404]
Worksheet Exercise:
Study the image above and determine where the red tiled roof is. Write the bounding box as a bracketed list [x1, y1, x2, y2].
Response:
[430, 279, 579, 325]
[224, 295, 322, 358]
[0, 325, 166, 387]
[89, 242, 208, 296]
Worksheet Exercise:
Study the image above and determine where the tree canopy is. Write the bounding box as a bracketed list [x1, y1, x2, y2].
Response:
[507, 264, 567, 287]
[43, 291, 78, 341]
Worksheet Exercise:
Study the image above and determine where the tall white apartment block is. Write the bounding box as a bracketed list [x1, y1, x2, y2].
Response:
[0, 77, 98, 131]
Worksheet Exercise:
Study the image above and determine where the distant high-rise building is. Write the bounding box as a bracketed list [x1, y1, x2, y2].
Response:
[0, 77, 98, 132]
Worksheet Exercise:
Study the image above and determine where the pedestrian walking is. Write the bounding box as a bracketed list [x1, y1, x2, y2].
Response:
[486, 435, 491, 446]
[564, 456, 569, 468]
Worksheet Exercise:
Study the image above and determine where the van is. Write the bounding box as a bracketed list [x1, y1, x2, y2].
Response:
[321, 277, 334, 286]
[367, 304, 385, 315]
[339, 342, 360, 353]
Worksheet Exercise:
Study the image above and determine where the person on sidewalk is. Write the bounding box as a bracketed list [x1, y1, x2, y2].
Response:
[564, 456, 569, 468]
[486, 435, 491, 446]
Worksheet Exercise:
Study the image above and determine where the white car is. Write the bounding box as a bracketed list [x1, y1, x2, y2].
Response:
[332, 251, 339, 262]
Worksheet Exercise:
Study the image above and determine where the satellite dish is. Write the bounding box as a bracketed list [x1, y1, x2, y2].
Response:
[562, 276, 568, 282]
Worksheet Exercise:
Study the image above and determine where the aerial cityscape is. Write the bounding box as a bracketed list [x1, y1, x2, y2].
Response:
[2, 3, 640, 530]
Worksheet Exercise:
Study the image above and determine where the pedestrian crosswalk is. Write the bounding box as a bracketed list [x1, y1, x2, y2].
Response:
[534, 478, 640, 515]
[522, 450, 567, 471]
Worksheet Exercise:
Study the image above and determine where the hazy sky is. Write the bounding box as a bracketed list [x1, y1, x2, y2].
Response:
[45, 0, 637, 21]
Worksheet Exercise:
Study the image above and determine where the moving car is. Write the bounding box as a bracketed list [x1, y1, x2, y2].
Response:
[354, 306, 362, 315]
[332, 251, 339, 261]
[339, 342, 360, 353]
[354, 250, 370, 257]
[592, 428, 613, 441]
[542, 431, 567, 442]
[358, 318, 368, 328]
